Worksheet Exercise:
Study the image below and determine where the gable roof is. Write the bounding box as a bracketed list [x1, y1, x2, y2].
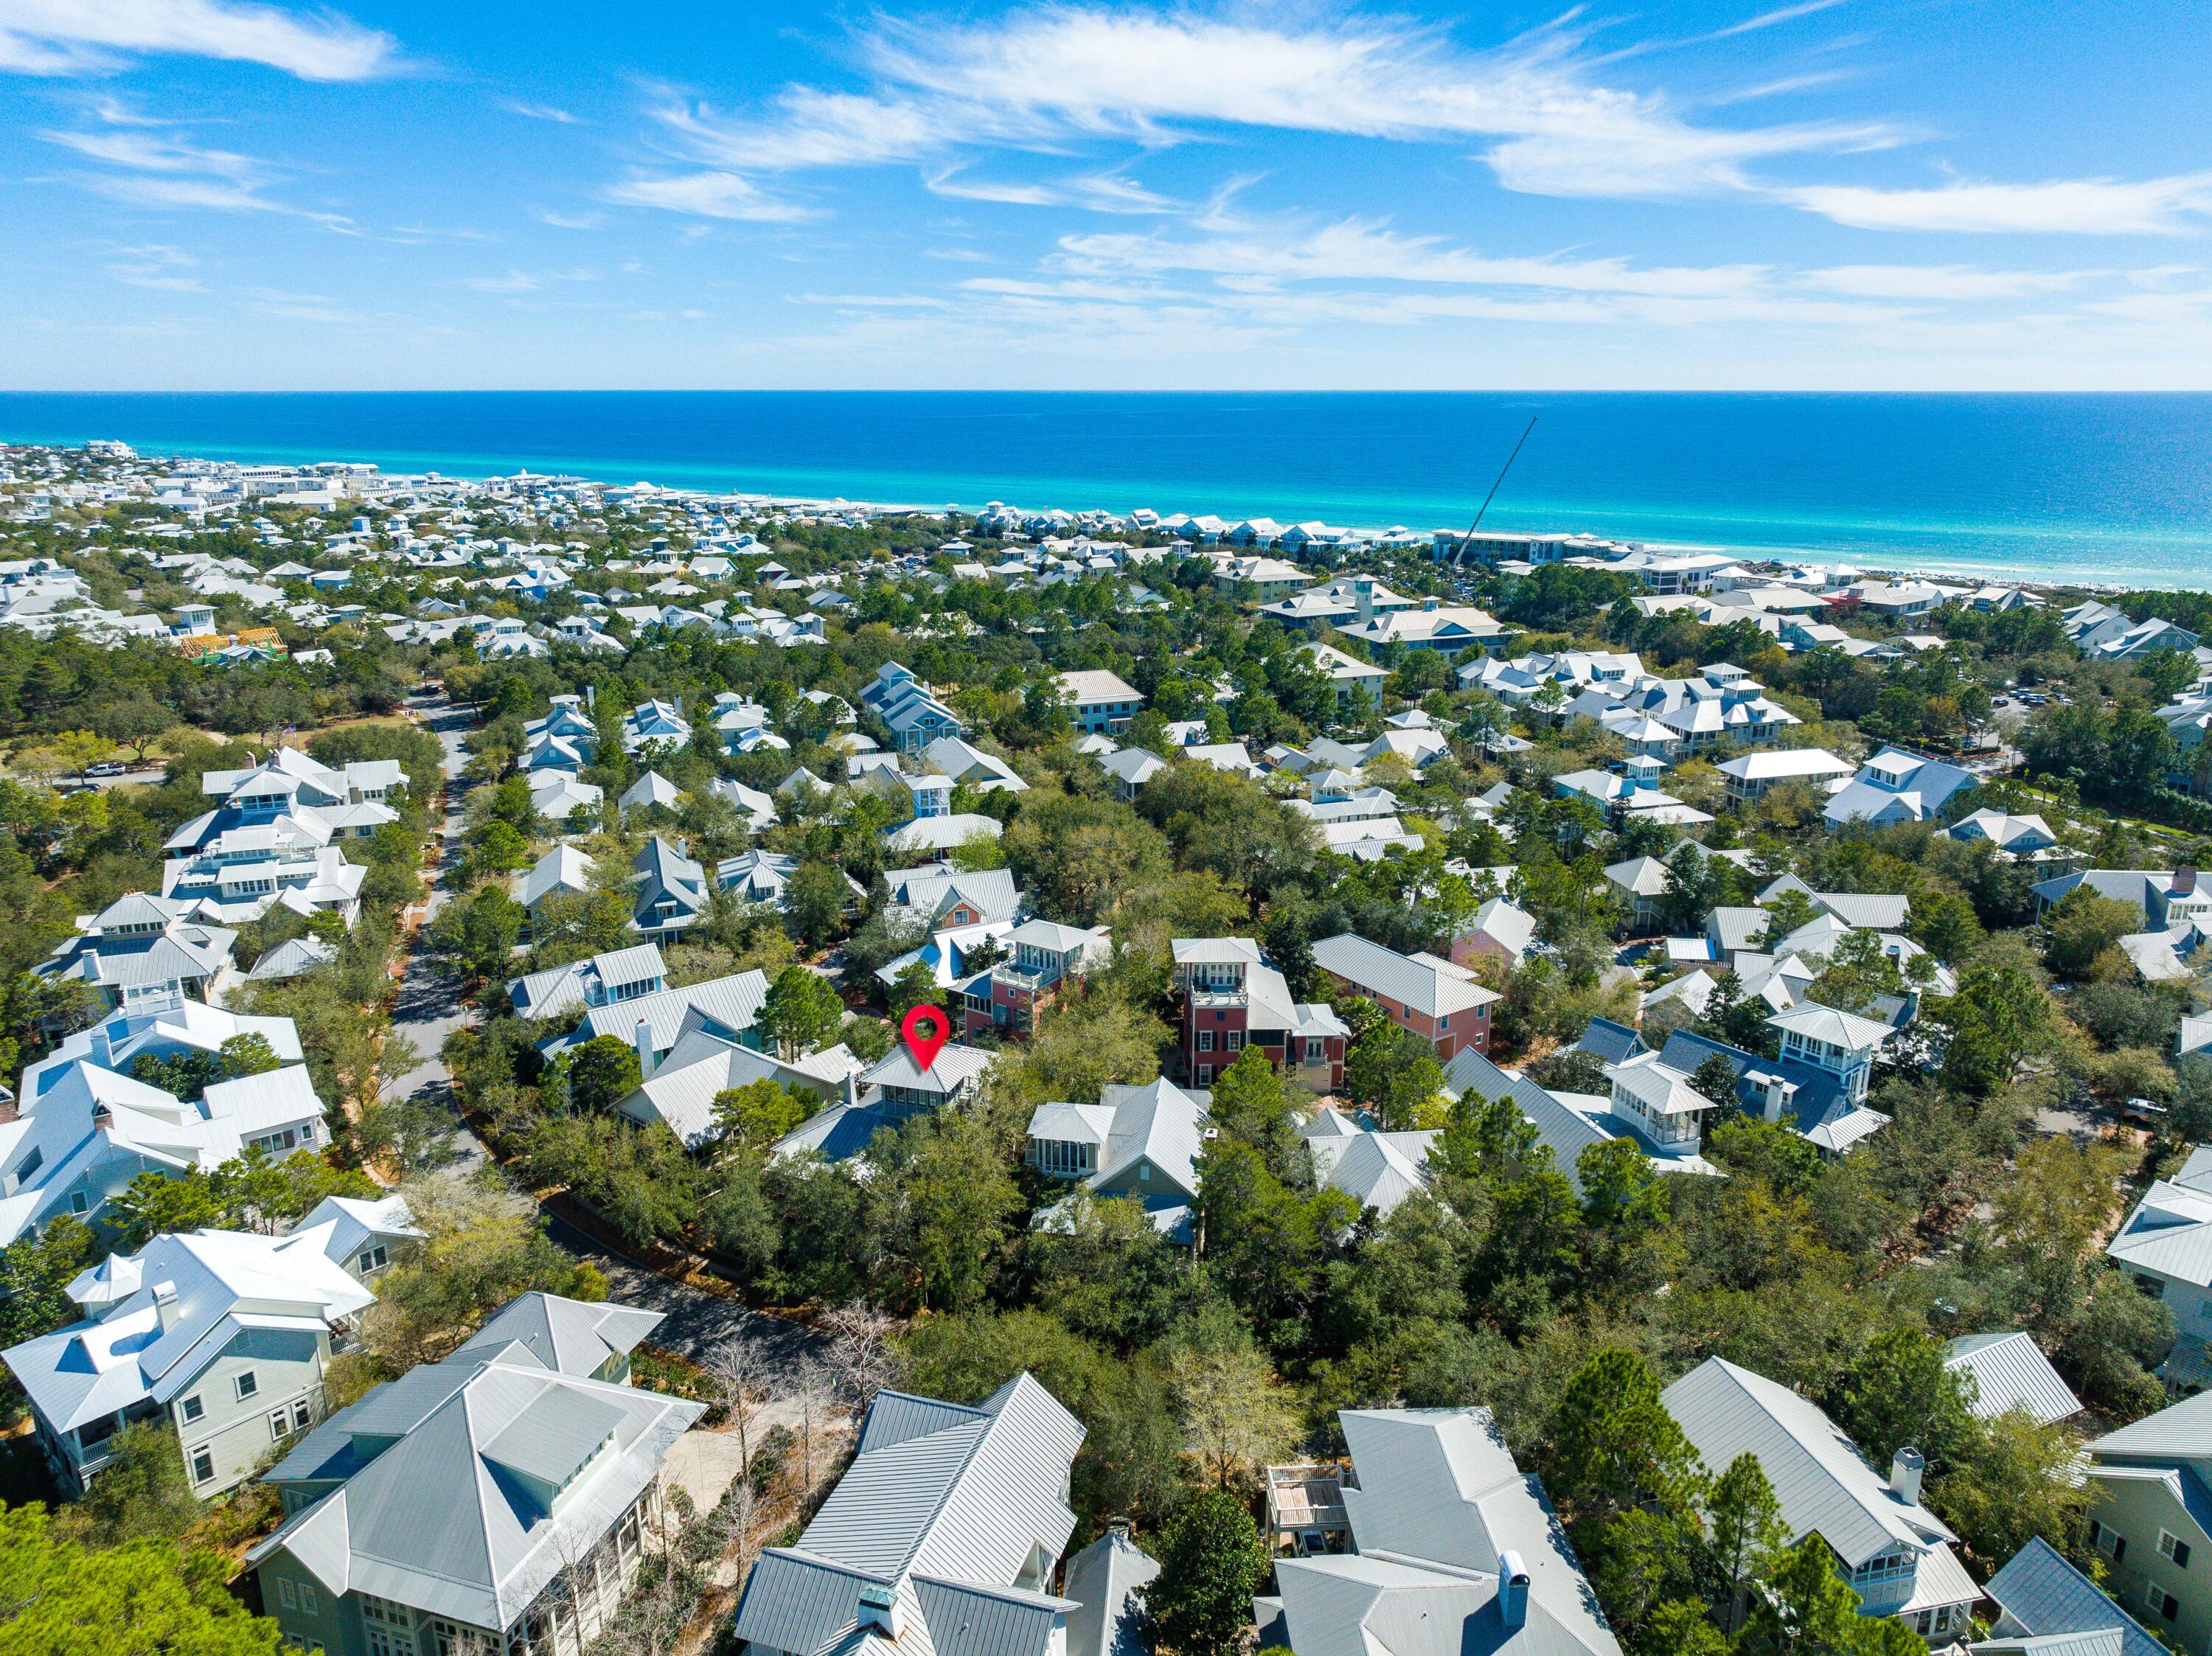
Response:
[1310, 933, 1500, 1020]
[1662, 1357, 1955, 1568]
[1267, 1407, 1620, 1656]
[1981, 1540, 2164, 1656]
[456, 1292, 664, 1375]
[1944, 1332, 2083, 1425]
[733, 1376, 1087, 1656]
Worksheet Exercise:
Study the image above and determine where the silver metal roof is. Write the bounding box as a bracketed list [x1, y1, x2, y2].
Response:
[1944, 1333, 2082, 1426]
[1663, 1357, 1955, 1568]
[1980, 1540, 2162, 1656]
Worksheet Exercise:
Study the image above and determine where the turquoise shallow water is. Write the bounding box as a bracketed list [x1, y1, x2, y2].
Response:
[4, 390, 2212, 587]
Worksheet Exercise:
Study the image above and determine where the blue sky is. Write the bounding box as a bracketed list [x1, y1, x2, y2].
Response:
[6, 0, 2212, 390]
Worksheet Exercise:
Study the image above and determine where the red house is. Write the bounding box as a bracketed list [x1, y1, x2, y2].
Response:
[959, 919, 1110, 1040]
[1171, 937, 1350, 1090]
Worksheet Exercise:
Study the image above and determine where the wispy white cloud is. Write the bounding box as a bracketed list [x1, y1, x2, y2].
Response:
[1787, 174, 2212, 234]
[538, 208, 604, 230]
[500, 98, 578, 123]
[105, 242, 201, 289]
[0, 0, 396, 80]
[615, 6, 1890, 216]
[1688, 0, 1852, 46]
[604, 3, 2212, 249]
[40, 108, 351, 220]
[1056, 215, 1772, 299]
[1801, 264, 2096, 299]
[600, 168, 813, 222]
[923, 167, 1061, 206]
[465, 267, 599, 293]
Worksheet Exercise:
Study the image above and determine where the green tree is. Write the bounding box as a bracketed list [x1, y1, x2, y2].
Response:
[74, 1420, 199, 1543]
[563, 1034, 642, 1113]
[218, 1031, 282, 1078]
[1204, 1046, 1305, 1179]
[0, 1213, 96, 1347]
[713, 1079, 815, 1149]
[0, 1500, 282, 1654]
[890, 1112, 1023, 1312]
[2042, 887, 2140, 981]
[1548, 1349, 1708, 1526]
[887, 961, 942, 1026]
[465, 818, 534, 884]
[1708, 1453, 1789, 1635]
[1932, 958, 2053, 1096]
[1691, 1051, 1743, 1110]
[1742, 1536, 1925, 1656]
[1162, 1305, 1298, 1488]
[429, 885, 526, 981]
[1832, 1328, 1977, 1472]
[1147, 1490, 1273, 1656]
[785, 860, 851, 946]
[1927, 1408, 2099, 1570]
[761, 964, 846, 1057]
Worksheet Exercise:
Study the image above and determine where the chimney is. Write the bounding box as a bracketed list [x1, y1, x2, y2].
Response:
[2178, 866, 2199, 898]
[1761, 1072, 1789, 1124]
[633, 1017, 656, 1082]
[0, 1093, 15, 1125]
[1498, 1551, 1529, 1628]
[153, 1281, 180, 1332]
[1889, 1447, 1924, 1505]
[857, 1581, 903, 1641]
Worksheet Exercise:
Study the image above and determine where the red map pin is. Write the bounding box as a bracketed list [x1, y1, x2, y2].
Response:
[900, 1003, 951, 1071]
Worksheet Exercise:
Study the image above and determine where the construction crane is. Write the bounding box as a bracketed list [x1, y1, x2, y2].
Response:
[1446, 414, 1537, 566]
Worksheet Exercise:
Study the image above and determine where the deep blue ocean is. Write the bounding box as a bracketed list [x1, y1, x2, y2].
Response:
[5, 391, 2212, 588]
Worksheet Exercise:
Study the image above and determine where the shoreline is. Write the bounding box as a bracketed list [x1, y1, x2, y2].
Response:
[10, 432, 2202, 598]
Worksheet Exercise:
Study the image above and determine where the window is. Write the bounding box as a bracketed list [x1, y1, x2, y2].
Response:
[271, 1409, 293, 1441]
[181, 1395, 204, 1423]
[235, 1371, 260, 1401]
[2145, 1581, 2180, 1621]
[1196, 1065, 1213, 1085]
[2091, 1520, 2127, 1564]
[2162, 1531, 2192, 1569]
[1304, 1038, 1324, 1065]
[69, 1191, 88, 1214]
[191, 1449, 215, 1483]
[279, 1579, 297, 1610]
[298, 1584, 318, 1617]
[293, 1399, 313, 1432]
[1195, 1031, 1214, 1053]
[358, 1245, 389, 1273]
[1225, 1030, 1244, 1052]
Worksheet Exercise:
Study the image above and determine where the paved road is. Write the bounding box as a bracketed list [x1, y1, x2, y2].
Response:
[384, 692, 486, 1169]
[386, 694, 821, 1371]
